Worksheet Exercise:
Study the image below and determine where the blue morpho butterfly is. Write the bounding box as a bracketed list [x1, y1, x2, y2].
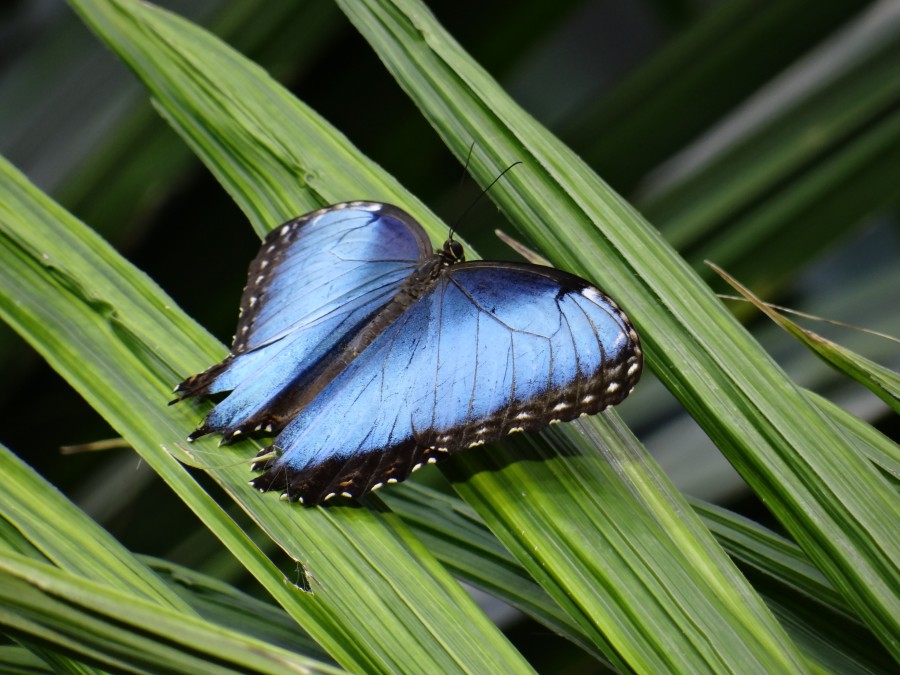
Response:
[173, 202, 642, 505]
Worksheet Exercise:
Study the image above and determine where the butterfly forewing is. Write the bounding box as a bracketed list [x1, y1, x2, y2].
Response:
[173, 202, 432, 441]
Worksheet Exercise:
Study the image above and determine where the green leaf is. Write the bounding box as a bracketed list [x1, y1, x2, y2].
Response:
[381, 484, 609, 663]
[60, 0, 818, 668]
[0, 644, 52, 674]
[141, 556, 328, 660]
[0, 440, 330, 666]
[0, 443, 191, 608]
[566, 0, 877, 194]
[715, 264, 900, 414]
[0, 551, 344, 674]
[0, 132, 529, 675]
[805, 392, 900, 484]
[337, 0, 900, 660]
[1, 0, 533, 668]
[693, 501, 895, 672]
[386, 482, 897, 671]
[2, 0, 897, 670]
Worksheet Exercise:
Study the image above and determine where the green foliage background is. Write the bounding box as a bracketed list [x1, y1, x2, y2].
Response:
[0, 0, 898, 672]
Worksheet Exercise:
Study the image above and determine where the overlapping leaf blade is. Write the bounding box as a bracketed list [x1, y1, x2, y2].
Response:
[337, 0, 900, 660]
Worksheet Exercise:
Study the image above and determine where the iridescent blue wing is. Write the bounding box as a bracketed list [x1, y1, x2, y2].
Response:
[174, 202, 432, 441]
[251, 262, 642, 504]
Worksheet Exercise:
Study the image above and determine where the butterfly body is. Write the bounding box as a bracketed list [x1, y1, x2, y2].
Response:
[174, 202, 641, 504]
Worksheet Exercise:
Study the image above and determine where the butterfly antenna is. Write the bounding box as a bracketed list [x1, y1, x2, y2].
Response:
[448, 142, 477, 240]
[449, 160, 522, 240]
[459, 142, 477, 191]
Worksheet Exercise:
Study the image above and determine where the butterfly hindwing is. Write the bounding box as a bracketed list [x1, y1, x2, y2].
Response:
[251, 262, 642, 504]
[173, 202, 432, 441]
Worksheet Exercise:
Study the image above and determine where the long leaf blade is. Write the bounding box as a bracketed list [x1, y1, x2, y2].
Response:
[338, 0, 900, 660]
[0, 152, 529, 672]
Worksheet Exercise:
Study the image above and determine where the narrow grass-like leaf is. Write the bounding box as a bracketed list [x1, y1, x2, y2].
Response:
[642, 25, 900, 288]
[714, 264, 900, 414]
[45, 3, 791, 664]
[338, 0, 900, 659]
[452, 413, 812, 670]
[695, 502, 896, 673]
[49, 1, 805, 670]
[693, 501, 850, 613]
[0, 645, 49, 673]
[804, 392, 900, 484]
[565, 0, 875, 193]
[380, 484, 606, 663]
[0, 551, 344, 675]
[388, 482, 895, 671]
[0, 147, 529, 673]
[141, 557, 328, 660]
[0, 441, 329, 664]
[0, 444, 188, 609]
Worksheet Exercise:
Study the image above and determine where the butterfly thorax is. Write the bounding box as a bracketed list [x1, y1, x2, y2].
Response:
[344, 246, 456, 358]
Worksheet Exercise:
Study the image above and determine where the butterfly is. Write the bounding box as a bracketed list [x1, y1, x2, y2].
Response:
[173, 202, 642, 505]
